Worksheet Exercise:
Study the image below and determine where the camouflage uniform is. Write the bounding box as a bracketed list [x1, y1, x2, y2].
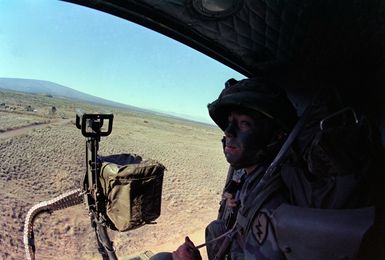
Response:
[206, 165, 286, 260]
[237, 166, 286, 260]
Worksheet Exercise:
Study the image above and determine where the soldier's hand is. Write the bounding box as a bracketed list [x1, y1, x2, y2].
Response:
[223, 192, 238, 208]
[172, 236, 202, 260]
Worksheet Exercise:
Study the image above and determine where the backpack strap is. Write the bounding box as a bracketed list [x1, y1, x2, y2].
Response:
[238, 100, 314, 235]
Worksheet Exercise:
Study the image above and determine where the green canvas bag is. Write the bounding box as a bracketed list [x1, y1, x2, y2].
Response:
[99, 154, 165, 232]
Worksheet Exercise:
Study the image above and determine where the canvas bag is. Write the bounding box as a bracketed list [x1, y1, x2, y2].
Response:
[99, 154, 165, 232]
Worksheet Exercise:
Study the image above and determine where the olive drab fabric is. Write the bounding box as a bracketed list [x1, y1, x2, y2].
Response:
[236, 166, 287, 260]
[271, 204, 375, 259]
[207, 165, 288, 260]
[283, 89, 385, 209]
[99, 154, 165, 232]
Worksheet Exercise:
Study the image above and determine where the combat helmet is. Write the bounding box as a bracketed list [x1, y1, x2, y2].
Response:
[208, 77, 297, 132]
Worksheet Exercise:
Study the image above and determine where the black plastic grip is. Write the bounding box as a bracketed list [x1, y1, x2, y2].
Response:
[76, 110, 113, 137]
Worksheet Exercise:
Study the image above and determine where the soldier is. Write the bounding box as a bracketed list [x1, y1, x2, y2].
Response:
[151, 76, 297, 260]
[201, 79, 384, 260]
[203, 77, 297, 260]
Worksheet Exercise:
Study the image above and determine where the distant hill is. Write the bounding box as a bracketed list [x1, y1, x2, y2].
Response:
[0, 78, 214, 125]
[0, 78, 143, 111]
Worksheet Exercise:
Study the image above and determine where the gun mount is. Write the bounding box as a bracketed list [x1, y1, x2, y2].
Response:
[76, 110, 117, 260]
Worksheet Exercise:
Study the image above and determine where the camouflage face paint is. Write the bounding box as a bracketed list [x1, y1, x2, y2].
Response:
[223, 111, 269, 170]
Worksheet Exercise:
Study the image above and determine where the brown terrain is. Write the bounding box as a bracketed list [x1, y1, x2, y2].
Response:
[0, 89, 228, 259]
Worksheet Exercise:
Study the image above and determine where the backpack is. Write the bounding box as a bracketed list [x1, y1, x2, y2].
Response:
[283, 89, 384, 209]
[98, 153, 165, 232]
[275, 92, 385, 259]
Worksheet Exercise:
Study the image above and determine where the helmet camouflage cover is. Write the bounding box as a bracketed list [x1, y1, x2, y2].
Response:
[207, 77, 297, 132]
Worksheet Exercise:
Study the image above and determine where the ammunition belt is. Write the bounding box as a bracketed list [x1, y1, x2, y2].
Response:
[23, 188, 83, 260]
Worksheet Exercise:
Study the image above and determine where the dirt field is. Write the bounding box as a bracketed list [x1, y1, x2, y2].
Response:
[0, 90, 228, 259]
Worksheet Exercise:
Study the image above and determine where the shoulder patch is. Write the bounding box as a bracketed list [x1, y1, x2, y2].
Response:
[252, 212, 269, 245]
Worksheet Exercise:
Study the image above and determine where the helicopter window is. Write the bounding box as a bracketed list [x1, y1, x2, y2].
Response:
[1, 1, 243, 259]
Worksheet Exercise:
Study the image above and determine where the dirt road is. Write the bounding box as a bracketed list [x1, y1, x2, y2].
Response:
[0, 118, 72, 139]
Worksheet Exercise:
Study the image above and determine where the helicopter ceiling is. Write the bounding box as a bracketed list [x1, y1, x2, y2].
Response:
[62, 0, 385, 96]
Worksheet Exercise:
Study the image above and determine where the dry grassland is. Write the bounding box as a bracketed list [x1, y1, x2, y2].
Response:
[0, 90, 228, 259]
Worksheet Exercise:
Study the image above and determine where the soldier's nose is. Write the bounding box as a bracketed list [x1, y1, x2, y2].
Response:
[224, 122, 236, 138]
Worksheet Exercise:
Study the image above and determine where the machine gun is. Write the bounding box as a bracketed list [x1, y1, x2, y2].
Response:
[75, 109, 117, 260]
[24, 110, 164, 260]
[23, 110, 115, 260]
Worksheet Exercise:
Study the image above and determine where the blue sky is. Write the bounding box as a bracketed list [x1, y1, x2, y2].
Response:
[0, 0, 244, 123]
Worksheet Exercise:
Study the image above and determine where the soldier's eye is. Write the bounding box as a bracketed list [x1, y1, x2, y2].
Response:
[239, 120, 252, 128]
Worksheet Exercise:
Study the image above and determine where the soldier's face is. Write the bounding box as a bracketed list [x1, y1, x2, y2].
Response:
[223, 111, 267, 170]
